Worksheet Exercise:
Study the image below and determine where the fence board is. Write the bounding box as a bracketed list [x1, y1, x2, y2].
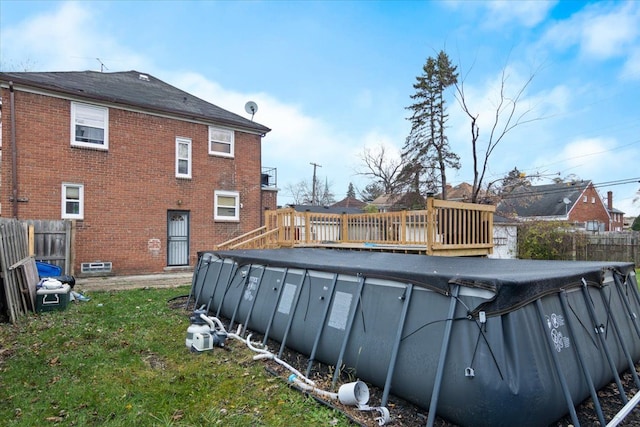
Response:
[23, 219, 71, 274]
[0, 219, 38, 323]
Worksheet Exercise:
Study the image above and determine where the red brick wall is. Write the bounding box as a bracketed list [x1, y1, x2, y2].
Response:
[569, 185, 611, 230]
[1, 88, 269, 275]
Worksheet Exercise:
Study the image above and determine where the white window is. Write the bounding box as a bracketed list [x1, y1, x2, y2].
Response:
[71, 102, 108, 149]
[209, 126, 234, 158]
[175, 137, 192, 178]
[591, 197, 596, 204]
[62, 183, 84, 219]
[583, 196, 587, 203]
[214, 190, 239, 221]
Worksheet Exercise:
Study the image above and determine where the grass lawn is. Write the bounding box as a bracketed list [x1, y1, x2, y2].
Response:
[0, 286, 353, 426]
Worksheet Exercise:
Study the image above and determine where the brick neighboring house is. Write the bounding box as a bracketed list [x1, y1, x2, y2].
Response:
[0, 70, 276, 275]
[496, 180, 623, 232]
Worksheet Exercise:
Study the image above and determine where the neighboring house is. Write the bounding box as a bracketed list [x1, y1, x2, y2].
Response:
[370, 192, 425, 212]
[606, 191, 625, 232]
[496, 180, 622, 232]
[331, 196, 367, 210]
[624, 216, 637, 230]
[0, 70, 276, 276]
[440, 182, 474, 201]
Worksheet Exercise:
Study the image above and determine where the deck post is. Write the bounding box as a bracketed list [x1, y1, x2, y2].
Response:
[381, 283, 413, 407]
[304, 211, 311, 244]
[426, 196, 435, 255]
[558, 291, 607, 425]
[535, 299, 580, 426]
[426, 284, 459, 427]
[306, 273, 339, 377]
[341, 212, 348, 244]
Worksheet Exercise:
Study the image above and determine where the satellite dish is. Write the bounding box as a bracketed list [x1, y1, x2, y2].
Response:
[563, 197, 571, 204]
[244, 101, 258, 120]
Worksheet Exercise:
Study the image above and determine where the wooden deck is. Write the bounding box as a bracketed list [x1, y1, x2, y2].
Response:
[215, 197, 495, 257]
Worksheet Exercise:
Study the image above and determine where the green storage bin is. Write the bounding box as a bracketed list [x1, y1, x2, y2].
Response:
[36, 284, 71, 312]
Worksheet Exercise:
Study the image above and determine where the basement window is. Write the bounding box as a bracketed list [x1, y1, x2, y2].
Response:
[71, 102, 109, 150]
[81, 262, 113, 274]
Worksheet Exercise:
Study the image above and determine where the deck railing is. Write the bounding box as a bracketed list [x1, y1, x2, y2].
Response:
[215, 198, 495, 256]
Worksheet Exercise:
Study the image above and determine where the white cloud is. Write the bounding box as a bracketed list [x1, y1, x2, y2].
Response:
[558, 138, 617, 177]
[541, 2, 640, 66]
[444, 0, 556, 29]
[484, 0, 557, 28]
[1, 2, 148, 72]
[169, 71, 375, 202]
[621, 47, 640, 80]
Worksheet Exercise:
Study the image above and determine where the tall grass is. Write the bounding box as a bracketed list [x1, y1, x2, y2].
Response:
[0, 287, 352, 426]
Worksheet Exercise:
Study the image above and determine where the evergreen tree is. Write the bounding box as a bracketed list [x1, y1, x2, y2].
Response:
[632, 216, 640, 231]
[360, 182, 384, 203]
[346, 183, 356, 199]
[403, 50, 459, 200]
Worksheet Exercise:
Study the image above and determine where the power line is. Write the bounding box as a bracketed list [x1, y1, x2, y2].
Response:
[499, 178, 640, 201]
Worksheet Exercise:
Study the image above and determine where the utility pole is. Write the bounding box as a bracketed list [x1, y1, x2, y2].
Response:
[310, 162, 322, 205]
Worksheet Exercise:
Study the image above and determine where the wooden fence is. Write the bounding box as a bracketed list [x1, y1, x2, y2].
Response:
[581, 232, 640, 265]
[23, 219, 74, 275]
[0, 219, 39, 323]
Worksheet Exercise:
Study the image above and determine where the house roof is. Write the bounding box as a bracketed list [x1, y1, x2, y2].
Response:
[497, 180, 592, 217]
[331, 197, 367, 209]
[289, 204, 363, 214]
[370, 192, 425, 209]
[442, 182, 474, 201]
[0, 70, 270, 135]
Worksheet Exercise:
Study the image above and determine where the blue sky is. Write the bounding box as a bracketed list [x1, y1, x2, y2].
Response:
[2, 1, 639, 215]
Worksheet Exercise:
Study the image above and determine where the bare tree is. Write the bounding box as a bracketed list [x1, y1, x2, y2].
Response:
[356, 144, 405, 195]
[455, 64, 543, 203]
[284, 179, 335, 206]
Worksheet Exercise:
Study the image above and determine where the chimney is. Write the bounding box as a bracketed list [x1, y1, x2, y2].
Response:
[607, 191, 613, 210]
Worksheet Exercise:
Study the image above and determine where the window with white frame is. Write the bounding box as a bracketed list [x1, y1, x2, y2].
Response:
[175, 137, 192, 178]
[208, 126, 234, 157]
[62, 183, 84, 219]
[214, 190, 239, 221]
[71, 102, 108, 149]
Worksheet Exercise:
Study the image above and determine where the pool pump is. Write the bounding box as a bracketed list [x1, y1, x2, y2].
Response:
[186, 309, 228, 352]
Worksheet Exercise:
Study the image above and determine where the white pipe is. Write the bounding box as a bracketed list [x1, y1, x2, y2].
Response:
[606, 390, 640, 427]
[199, 313, 225, 331]
[289, 374, 339, 400]
[245, 334, 315, 386]
[196, 315, 389, 425]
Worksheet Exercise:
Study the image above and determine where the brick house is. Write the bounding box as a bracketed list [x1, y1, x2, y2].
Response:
[496, 180, 623, 232]
[0, 70, 276, 275]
